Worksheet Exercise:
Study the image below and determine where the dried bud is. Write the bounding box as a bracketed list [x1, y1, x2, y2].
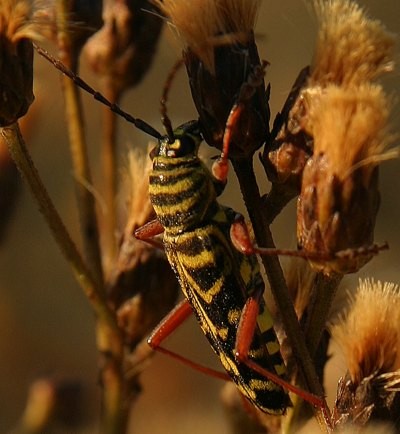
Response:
[262, 66, 312, 195]
[108, 149, 179, 348]
[84, 0, 163, 97]
[331, 279, 400, 430]
[155, 0, 269, 158]
[0, 0, 37, 126]
[297, 84, 393, 275]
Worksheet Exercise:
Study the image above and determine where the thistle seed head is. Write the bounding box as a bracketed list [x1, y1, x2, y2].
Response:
[297, 84, 393, 275]
[331, 279, 400, 428]
[311, 0, 395, 88]
[155, 0, 268, 158]
[154, 0, 260, 72]
[332, 279, 400, 382]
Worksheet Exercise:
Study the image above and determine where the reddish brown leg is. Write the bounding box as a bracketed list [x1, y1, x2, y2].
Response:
[212, 61, 268, 184]
[230, 213, 388, 262]
[134, 218, 164, 250]
[148, 299, 230, 381]
[234, 288, 332, 428]
[212, 103, 244, 183]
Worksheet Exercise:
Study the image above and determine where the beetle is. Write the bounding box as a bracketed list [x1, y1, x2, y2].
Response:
[34, 43, 340, 421]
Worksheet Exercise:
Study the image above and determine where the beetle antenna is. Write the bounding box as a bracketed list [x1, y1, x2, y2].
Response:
[34, 43, 162, 140]
[160, 58, 184, 143]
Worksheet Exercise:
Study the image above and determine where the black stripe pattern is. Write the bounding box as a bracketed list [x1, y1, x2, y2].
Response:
[149, 124, 290, 414]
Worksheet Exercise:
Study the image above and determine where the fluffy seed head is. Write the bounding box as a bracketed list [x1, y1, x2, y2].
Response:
[304, 83, 392, 184]
[154, 0, 260, 71]
[0, 0, 42, 43]
[311, 0, 395, 87]
[332, 279, 400, 385]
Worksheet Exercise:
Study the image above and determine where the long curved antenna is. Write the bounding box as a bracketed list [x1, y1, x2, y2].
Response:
[34, 43, 162, 140]
[160, 58, 184, 143]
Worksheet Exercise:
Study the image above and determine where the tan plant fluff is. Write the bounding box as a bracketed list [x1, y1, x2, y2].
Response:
[153, 0, 260, 71]
[304, 84, 392, 183]
[0, 0, 44, 43]
[331, 279, 400, 385]
[311, 0, 395, 87]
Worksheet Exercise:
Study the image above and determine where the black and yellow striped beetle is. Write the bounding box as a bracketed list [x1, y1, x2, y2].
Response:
[136, 119, 292, 414]
[35, 44, 327, 417]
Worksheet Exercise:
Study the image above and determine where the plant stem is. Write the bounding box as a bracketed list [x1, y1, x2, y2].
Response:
[304, 273, 342, 357]
[101, 91, 119, 269]
[56, 0, 104, 288]
[1, 123, 117, 336]
[2, 122, 126, 434]
[232, 158, 329, 432]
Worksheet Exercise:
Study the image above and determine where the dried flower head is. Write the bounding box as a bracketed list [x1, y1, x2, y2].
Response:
[155, 0, 268, 158]
[0, 0, 40, 126]
[0, 0, 43, 43]
[297, 84, 393, 275]
[332, 279, 400, 383]
[305, 84, 391, 184]
[154, 0, 260, 72]
[263, 0, 395, 199]
[311, 0, 395, 88]
[331, 279, 400, 428]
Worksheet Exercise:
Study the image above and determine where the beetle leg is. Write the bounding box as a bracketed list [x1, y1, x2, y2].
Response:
[148, 299, 230, 381]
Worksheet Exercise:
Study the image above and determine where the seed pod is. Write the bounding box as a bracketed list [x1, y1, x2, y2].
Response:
[297, 84, 392, 275]
[331, 279, 400, 430]
[85, 0, 163, 96]
[155, 0, 269, 158]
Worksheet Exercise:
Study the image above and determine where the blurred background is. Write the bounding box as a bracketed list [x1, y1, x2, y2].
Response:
[0, 0, 399, 432]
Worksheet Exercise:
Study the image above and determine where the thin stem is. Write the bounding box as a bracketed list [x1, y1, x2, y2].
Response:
[304, 273, 342, 358]
[101, 88, 119, 268]
[1, 123, 118, 336]
[231, 158, 329, 432]
[2, 122, 126, 434]
[56, 0, 104, 288]
[262, 183, 297, 225]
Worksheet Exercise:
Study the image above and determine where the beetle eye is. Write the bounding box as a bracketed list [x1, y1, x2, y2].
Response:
[174, 135, 196, 156]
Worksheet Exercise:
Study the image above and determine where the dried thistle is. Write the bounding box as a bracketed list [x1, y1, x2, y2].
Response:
[297, 84, 393, 274]
[331, 279, 400, 429]
[155, 0, 268, 158]
[0, 0, 38, 126]
[155, 0, 259, 72]
[310, 0, 395, 88]
[263, 0, 395, 199]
